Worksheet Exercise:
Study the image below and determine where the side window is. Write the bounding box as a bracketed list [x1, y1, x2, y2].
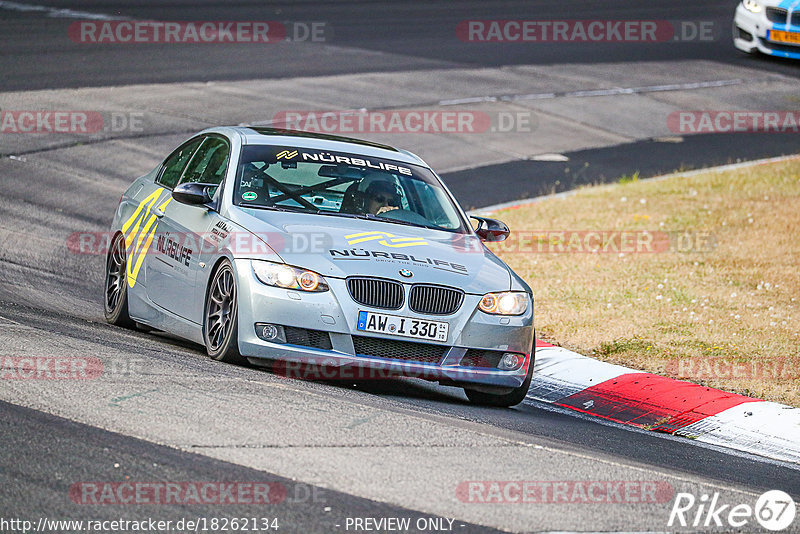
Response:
[157, 138, 203, 189]
[179, 137, 230, 187]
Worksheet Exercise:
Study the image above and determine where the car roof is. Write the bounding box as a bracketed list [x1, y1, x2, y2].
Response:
[205, 126, 428, 167]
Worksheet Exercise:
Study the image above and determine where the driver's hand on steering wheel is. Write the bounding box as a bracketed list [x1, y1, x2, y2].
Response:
[376, 205, 399, 215]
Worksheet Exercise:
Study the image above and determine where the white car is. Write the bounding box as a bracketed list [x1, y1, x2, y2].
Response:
[734, 0, 800, 59]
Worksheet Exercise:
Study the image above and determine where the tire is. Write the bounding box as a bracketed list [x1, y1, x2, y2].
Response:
[464, 351, 535, 407]
[203, 260, 247, 364]
[104, 233, 135, 328]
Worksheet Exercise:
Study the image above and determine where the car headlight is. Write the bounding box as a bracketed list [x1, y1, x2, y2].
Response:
[478, 292, 529, 315]
[251, 261, 329, 292]
[742, 0, 762, 13]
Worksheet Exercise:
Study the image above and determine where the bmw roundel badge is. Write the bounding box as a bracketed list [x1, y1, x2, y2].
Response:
[399, 269, 413, 278]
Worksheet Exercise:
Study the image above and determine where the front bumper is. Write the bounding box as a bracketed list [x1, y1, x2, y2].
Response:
[234, 259, 534, 389]
[733, 4, 800, 59]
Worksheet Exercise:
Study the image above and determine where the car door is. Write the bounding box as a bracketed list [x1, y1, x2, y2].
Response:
[123, 136, 202, 299]
[145, 135, 230, 323]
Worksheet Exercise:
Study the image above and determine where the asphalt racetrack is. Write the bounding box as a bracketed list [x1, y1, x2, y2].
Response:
[1, 1, 799, 533]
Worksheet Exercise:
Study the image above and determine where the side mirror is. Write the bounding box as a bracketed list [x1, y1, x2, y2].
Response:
[172, 182, 214, 206]
[471, 215, 510, 242]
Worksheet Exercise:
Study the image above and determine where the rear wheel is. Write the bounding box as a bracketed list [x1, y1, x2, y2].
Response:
[104, 233, 135, 328]
[464, 352, 534, 407]
[203, 260, 246, 364]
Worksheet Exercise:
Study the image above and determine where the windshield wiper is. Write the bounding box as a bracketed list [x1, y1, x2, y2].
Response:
[242, 205, 447, 231]
[364, 215, 441, 230]
[309, 211, 416, 226]
[318, 211, 443, 230]
[241, 205, 319, 214]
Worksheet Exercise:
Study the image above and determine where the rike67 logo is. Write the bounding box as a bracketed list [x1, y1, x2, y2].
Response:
[669, 490, 796, 531]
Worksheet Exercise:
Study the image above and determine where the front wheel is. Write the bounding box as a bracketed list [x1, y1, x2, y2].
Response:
[104, 233, 135, 328]
[464, 353, 534, 407]
[203, 260, 247, 364]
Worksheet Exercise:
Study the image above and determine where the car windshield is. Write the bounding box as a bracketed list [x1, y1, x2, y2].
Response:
[233, 144, 467, 232]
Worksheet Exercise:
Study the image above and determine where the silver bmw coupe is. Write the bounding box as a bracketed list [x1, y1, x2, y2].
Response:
[105, 127, 534, 406]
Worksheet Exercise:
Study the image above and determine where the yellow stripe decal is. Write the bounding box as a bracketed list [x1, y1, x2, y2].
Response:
[120, 187, 167, 288]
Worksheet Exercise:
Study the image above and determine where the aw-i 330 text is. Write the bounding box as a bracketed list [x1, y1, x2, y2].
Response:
[105, 127, 534, 406]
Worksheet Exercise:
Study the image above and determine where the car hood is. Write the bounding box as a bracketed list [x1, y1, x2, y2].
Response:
[227, 208, 512, 293]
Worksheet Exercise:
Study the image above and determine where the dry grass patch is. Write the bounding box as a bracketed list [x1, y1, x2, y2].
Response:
[486, 157, 800, 406]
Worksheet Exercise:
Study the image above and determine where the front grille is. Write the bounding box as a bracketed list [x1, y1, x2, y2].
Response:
[409, 284, 464, 315]
[284, 327, 332, 350]
[767, 7, 788, 24]
[352, 335, 446, 364]
[347, 277, 404, 310]
[460, 349, 504, 369]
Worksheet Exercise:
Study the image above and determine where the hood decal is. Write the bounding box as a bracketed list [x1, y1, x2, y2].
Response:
[345, 231, 428, 248]
[226, 209, 512, 291]
[329, 248, 468, 275]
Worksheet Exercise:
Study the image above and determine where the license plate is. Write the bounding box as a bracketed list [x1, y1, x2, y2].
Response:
[768, 30, 800, 44]
[357, 311, 448, 342]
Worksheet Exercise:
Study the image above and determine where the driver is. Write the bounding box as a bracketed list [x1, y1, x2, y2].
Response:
[363, 180, 401, 215]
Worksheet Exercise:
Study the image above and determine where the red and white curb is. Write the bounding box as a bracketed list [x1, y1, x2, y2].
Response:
[530, 340, 800, 464]
[467, 156, 800, 464]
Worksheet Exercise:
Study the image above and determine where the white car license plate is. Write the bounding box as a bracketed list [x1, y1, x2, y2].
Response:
[769, 29, 800, 44]
[357, 311, 448, 342]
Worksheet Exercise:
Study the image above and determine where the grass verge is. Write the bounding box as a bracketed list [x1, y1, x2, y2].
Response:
[485, 157, 800, 407]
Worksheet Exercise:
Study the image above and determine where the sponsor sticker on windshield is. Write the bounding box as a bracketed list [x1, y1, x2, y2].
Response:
[269, 147, 415, 176]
